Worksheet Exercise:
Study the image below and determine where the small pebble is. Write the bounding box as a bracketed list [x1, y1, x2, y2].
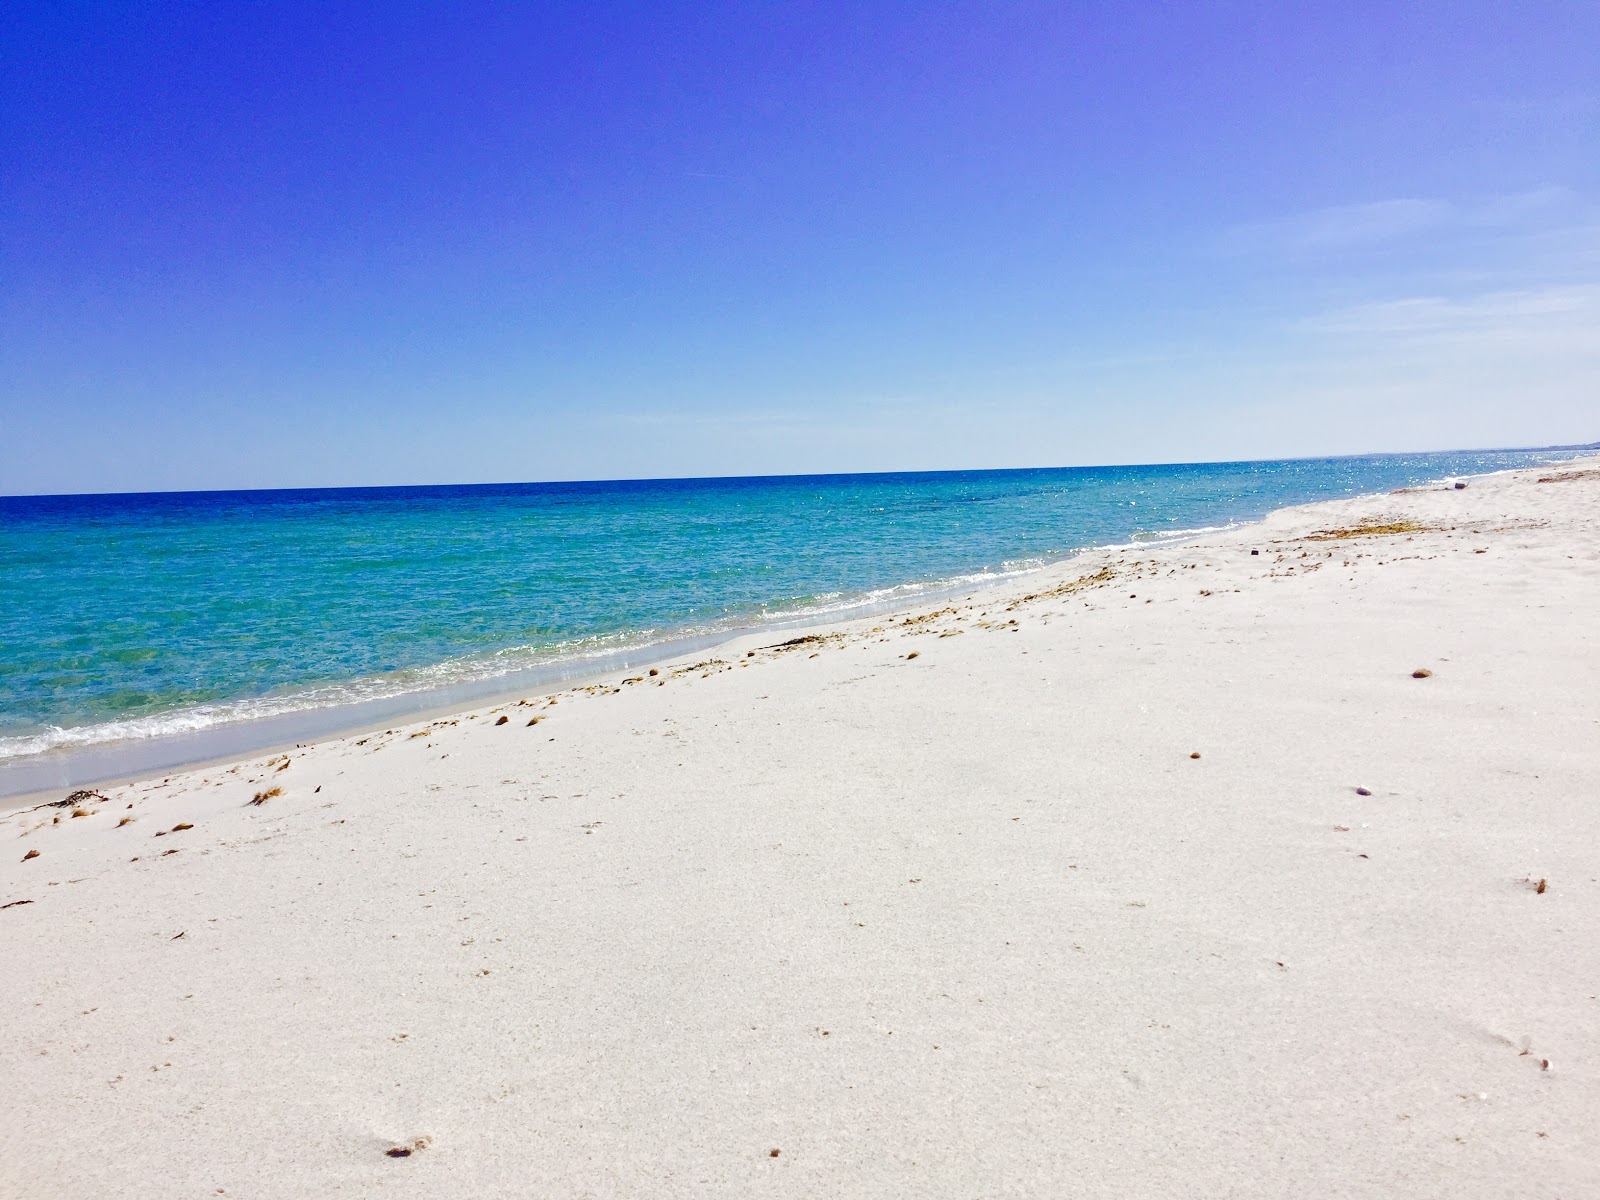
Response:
[1189, 752, 1201, 759]
[22, 849, 40, 862]
[1411, 668, 1433, 678]
[1355, 787, 1372, 796]
[495, 715, 508, 726]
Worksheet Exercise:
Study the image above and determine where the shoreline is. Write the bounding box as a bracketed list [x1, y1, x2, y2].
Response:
[4, 456, 1598, 1197]
[0, 566, 1044, 807]
[0, 457, 1556, 805]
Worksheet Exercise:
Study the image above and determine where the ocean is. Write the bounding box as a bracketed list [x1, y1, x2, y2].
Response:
[0, 448, 1579, 796]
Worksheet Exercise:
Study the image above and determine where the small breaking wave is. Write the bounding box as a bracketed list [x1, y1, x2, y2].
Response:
[0, 627, 667, 762]
[0, 562, 1057, 764]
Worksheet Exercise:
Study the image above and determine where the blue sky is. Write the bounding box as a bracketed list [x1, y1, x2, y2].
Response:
[2, 1, 1597, 494]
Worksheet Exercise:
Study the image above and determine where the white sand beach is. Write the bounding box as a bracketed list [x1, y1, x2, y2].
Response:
[3, 459, 1597, 1199]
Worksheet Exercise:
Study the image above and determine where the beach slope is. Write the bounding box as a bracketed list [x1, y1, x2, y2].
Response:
[3, 460, 1597, 1198]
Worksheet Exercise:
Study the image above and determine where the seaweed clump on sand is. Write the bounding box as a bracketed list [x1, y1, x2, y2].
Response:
[1015, 565, 1118, 604]
[1305, 519, 1434, 541]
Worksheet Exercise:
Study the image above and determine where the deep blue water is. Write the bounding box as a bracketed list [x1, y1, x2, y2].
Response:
[0, 449, 1579, 773]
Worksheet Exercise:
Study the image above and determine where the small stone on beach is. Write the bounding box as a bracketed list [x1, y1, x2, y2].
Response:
[22, 849, 39, 861]
[1355, 787, 1372, 796]
[495, 715, 508, 726]
[1189, 752, 1200, 759]
[1412, 668, 1433, 678]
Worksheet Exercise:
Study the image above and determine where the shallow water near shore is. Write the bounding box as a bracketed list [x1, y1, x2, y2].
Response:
[0, 448, 1581, 795]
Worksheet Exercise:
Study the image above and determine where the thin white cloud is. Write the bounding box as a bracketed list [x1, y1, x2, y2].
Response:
[1212, 187, 1581, 256]
[1301, 284, 1600, 345]
[1464, 185, 1577, 227]
[1213, 198, 1442, 254]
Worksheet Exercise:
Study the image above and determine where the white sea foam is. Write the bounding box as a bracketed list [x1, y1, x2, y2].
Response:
[0, 626, 668, 762]
[3, 548, 1174, 766]
[0, 563, 1055, 764]
[1086, 522, 1247, 555]
[751, 566, 1039, 621]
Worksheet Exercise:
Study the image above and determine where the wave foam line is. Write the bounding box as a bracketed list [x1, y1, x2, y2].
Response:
[0, 563, 1058, 763]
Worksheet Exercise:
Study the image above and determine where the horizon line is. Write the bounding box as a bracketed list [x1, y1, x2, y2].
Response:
[3, 440, 1595, 504]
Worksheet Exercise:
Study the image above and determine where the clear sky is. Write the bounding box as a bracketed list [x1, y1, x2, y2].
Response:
[2, 2, 1596, 494]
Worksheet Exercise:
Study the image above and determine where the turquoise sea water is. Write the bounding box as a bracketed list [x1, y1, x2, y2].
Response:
[0, 449, 1580, 792]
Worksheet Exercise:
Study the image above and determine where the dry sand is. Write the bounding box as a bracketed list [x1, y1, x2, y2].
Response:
[3, 459, 1598, 1198]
